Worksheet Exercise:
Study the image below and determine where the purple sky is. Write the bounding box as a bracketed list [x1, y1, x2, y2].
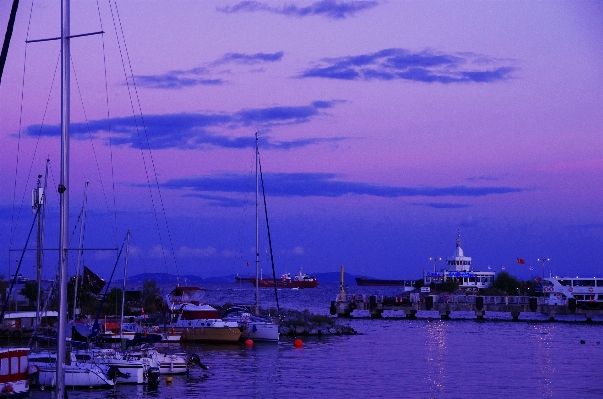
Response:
[1, 0, 602, 284]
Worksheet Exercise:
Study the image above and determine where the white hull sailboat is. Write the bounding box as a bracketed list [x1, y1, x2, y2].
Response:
[73, 348, 159, 385]
[225, 133, 280, 342]
[28, 351, 114, 388]
[222, 306, 279, 342]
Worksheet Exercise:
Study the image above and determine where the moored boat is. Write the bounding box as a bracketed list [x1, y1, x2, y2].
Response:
[166, 286, 242, 343]
[28, 350, 114, 388]
[0, 348, 30, 396]
[540, 276, 603, 308]
[72, 348, 159, 385]
[222, 306, 280, 342]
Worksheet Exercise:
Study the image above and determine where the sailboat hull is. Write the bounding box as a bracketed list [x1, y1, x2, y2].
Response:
[242, 321, 279, 341]
[29, 366, 114, 388]
[179, 326, 242, 343]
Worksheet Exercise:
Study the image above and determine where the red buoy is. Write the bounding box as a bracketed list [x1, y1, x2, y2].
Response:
[293, 338, 303, 348]
[245, 339, 254, 346]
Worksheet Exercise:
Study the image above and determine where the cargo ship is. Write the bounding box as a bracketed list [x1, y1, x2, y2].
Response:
[250, 269, 318, 289]
[355, 276, 416, 289]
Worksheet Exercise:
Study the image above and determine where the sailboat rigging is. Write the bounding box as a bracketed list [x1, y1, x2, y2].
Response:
[223, 132, 280, 342]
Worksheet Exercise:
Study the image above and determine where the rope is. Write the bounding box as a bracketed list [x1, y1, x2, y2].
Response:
[258, 148, 280, 316]
[107, 0, 179, 284]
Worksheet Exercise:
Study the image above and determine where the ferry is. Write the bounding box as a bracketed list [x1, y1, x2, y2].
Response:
[540, 277, 603, 308]
[423, 233, 495, 291]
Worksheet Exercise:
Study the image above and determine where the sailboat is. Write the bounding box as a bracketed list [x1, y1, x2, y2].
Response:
[28, 350, 114, 388]
[223, 133, 280, 342]
[165, 286, 242, 343]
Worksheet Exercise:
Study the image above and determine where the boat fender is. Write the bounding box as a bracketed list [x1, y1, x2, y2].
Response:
[349, 303, 357, 311]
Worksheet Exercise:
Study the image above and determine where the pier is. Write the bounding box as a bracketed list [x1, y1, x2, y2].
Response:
[330, 293, 603, 322]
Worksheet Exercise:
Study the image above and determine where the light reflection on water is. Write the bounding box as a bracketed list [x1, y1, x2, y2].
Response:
[28, 284, 603, 398]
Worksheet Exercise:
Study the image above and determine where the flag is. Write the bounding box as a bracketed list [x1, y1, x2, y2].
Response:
[83, 266, 106, 295]
[517, 258, 525, 264]
[141, 307, 146, 320]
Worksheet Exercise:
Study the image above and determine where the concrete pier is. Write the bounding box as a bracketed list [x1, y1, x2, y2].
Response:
[330, 294, 603, 321]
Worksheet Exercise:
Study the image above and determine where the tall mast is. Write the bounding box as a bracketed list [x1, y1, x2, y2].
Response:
[120, 231, 131, 341]
[57, 0, 70, 396]
[255, 132, 259, 315]
[32, 173, 44, 334]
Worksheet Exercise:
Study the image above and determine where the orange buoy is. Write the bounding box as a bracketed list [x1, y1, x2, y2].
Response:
[245, 339, 254, 346]
[293, 338, 303, 348]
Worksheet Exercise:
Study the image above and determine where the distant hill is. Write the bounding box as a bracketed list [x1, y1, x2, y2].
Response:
[115, 272, 204, 287]
[117, 271, 364, 287]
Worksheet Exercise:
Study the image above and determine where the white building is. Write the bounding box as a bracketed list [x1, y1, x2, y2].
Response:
[423, 233, 495, 291]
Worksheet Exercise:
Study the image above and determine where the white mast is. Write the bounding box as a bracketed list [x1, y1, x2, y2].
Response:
[255, 132, 259, 315]
[120, 231, 131, 341]
[56, 0, 70, 396]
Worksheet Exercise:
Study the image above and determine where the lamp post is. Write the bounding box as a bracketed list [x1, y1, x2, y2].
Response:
[537, 257, 550, 280]
[429, 257, 441, 273]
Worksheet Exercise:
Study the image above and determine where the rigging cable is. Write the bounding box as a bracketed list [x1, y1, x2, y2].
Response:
[94, 0, 120, 246]
[107, 0, 180, 284]
[258, 147, 280, 316]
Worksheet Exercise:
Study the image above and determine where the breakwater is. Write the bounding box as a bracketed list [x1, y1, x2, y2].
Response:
[278, 309, 357, 336]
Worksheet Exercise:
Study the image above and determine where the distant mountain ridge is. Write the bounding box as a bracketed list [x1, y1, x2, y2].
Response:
[116, 271, 364, 287]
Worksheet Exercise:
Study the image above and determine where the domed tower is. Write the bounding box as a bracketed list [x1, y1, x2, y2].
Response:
[446, 231, 472, 272]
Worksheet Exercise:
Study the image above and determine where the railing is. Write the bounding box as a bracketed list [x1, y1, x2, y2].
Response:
[434, 295, 533, 305]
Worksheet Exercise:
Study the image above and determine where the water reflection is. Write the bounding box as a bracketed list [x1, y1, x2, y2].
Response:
[530, 323, 555, 397]
[423, 320, 449, 397]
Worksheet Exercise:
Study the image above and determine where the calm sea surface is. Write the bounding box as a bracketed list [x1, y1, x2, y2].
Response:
[29, 283, 603, 398]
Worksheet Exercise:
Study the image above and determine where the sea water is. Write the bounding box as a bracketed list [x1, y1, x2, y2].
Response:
[29, 283, 603, 398]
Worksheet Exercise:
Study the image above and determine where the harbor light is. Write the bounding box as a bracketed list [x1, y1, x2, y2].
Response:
[537, 257, 550, 280]
[429, 257, 442, 272]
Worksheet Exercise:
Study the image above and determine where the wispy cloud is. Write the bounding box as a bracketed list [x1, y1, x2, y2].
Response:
[466, 174, 507, 182]
[163, 172, 526, 199]
[25, 101, 343, 150]
[134, 51, 284, 89]
[212, 51, 284, 66]
[217, 0, 379, 19]
[299, 48, 515, 83]
[413, 202, 472, 209]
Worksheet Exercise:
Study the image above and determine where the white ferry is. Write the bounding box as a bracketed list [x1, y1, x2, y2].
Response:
[423, 233, 495, 291]
[541, 277, 603, 306]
